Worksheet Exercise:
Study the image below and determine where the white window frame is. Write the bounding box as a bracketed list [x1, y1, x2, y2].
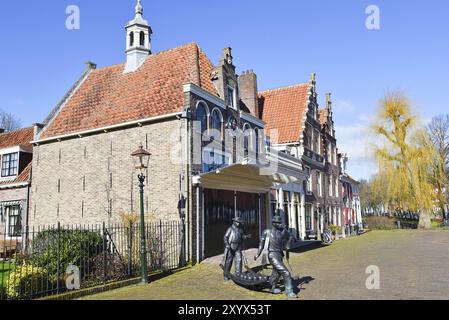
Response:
[334, 175, 339, 197]
[226, 85, 237, 110]
[306, 167, 312, 194]
[317, 171, 322, 197]
[1, 152, 19, 178]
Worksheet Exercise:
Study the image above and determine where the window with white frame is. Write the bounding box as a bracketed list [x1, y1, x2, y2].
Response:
[305, 204, 312, 231]
[334, 176, 339, 197]
[202, 147, 230, 173]
[317, 171, 322, 197]
[243, 124, 251, 158]
[227, 86, 235, 109]
[329, 175, 333, 197]
[196, 103, 208, 136]
[314, 129, 320, 153]
[1, 152, 19, 177]
[306, 167, 312, 193]
[5, 205, 21, 237]
[332, 145, 337, 165]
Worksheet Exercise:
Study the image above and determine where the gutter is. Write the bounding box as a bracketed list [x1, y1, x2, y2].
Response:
[0, 182, 29, 190]
[32, 112, 182, 145]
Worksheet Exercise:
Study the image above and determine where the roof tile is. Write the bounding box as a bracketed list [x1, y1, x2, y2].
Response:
[259, 83, 310, 144]
[0, 127, 34, 149]
[41, 43, 218, 139]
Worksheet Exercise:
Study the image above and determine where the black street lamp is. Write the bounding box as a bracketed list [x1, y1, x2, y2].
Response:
[131, 144, 151, 284]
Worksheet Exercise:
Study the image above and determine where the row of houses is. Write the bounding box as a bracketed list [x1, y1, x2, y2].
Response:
[0, 0, 362, 262]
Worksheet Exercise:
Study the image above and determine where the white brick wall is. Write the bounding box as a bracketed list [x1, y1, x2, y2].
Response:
[29, 119, 182, 227]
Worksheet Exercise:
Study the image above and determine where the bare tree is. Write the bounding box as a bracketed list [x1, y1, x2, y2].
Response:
[0, 109, 21, 132]
[427, 114, 449, 218]
[428, 114, 449, 170]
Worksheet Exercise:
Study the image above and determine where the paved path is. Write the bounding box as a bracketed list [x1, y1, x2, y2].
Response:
[82, 230, 449, 300]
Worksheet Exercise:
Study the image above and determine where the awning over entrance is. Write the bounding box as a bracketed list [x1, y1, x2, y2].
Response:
[195, 154, 306, 193]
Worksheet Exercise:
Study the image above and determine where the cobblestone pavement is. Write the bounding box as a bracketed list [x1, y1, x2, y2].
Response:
[82, 230, 449, 300]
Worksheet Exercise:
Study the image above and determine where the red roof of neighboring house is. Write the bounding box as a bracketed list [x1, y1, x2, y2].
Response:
[0, 127, 34, 149]
[41, 43, 218, 139]
[0, 162, 32, 186]
[259, 83, 310, 144]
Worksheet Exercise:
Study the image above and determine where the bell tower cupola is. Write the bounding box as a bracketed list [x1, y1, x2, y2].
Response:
[124, 0, 152, 73]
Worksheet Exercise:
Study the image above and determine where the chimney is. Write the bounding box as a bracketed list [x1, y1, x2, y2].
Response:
[33, 123, 44, 140]
[0, 128, 5, 134]
[239, 70, 259, 118]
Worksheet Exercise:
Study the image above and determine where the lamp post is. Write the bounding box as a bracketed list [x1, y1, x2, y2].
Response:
[131, 144, 151, 284]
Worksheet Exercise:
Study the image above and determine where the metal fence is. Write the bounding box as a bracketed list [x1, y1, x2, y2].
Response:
[0, 220, 186, 300]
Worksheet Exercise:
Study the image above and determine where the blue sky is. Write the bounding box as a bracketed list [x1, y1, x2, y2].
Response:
[0, 0, 448, 180]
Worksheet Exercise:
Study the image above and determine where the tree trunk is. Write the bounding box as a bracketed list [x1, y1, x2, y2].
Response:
[418, 209, 432, 229]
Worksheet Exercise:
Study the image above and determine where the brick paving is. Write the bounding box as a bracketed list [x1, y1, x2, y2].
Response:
[82, 230, 449, 300]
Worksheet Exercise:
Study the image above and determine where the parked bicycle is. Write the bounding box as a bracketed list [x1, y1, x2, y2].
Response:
[321, 229, 333, 245]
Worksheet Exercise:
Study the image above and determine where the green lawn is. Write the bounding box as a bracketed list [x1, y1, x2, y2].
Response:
[0, 262, 14, 288]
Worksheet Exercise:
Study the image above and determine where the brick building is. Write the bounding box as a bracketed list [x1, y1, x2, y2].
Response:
[261, 75, 345, 239]
[29, 1, 304, 262]
[319, 93, 343, 235]
[0, 127, 33, 239]
[340, 154, 362, 234]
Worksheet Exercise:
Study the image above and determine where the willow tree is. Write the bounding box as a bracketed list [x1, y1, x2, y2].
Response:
[372, 93, 435, 228]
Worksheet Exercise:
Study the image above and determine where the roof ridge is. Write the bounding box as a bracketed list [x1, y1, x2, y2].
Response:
[0, 126, 34, 137]
[259, 82, 310, 95]
[92, 42, 200, 72]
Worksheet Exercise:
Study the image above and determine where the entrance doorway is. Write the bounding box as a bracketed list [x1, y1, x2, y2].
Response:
[204, 189, 263, 258]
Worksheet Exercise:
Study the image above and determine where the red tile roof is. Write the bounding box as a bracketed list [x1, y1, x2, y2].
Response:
[41, 43, 218, 139]
[0, 127, 34, 149]
[0, 162, 31, 186]
[259, 83, 310, 144]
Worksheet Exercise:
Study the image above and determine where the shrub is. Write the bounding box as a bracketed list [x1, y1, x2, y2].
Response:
[0, 284, 6, 299]
[6, 264, 57, 299]
[85, 251, 128, 286]
[329, 225, 342, 235]
[30, 229, 103, 273]
[365, 216, 396, 230]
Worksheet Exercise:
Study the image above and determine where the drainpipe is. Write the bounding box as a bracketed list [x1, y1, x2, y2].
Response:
[196, 185, 200, 263]
[185, 116, 191, 264]
[23, 165, 32, 252]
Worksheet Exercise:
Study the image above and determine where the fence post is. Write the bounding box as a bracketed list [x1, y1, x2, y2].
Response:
[24, 225, 29, 256]
[159, 220, 163, 270]
[56, 222, 61, 295]
[181, 219, 186, 266]
[103, 222, 107, 284]
[128, 221, 132, 276]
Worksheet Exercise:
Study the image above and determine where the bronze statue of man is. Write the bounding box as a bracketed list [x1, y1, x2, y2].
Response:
[223, 216, 251, 280]
[255, 215, 297, 298]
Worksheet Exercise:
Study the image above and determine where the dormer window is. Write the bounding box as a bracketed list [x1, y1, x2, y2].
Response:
[1, 152, 18, 177]
[227, 86, 235, 109]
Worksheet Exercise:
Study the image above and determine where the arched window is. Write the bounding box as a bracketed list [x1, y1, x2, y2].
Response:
[129, 32, 134, 47]
[196, 103, 208, 136]
[140, 31, 145, 46]
[210, 109, 222, 140]
[243, 124, 251, 158]
[255, 129, 260, 159]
